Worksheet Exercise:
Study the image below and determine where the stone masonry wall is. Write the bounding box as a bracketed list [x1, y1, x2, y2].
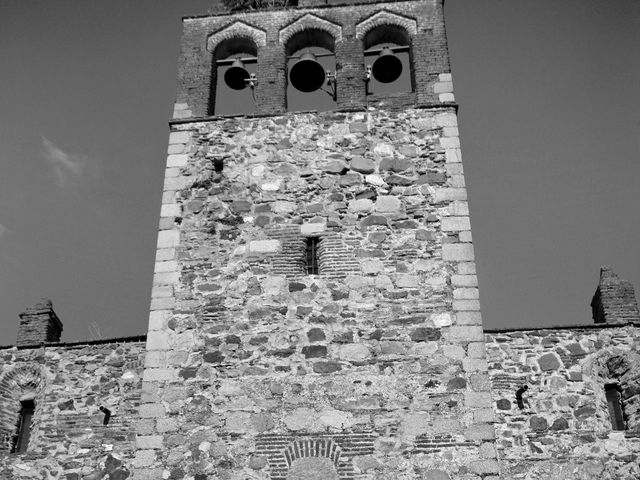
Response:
[485, 325, 640, 480]
[141, 105, 496, 480]
[0, 340, 145, 479]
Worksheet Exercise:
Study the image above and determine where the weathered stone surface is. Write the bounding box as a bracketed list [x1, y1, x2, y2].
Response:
[350, 156, 375, 174]
[538, 352, 562, 371]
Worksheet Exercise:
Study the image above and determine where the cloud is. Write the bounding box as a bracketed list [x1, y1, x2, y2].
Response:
[41, 136, 86, 186]
[0, 224, 6, 238]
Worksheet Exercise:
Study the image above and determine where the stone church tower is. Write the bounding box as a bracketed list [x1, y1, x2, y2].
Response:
[141, 0, 496, 478]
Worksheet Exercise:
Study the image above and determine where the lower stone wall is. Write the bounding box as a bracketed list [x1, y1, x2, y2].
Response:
[486, 325, 640, 480]
[0, 340, 145, 479]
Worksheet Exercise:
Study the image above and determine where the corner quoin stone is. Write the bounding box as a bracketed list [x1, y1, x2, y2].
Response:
[442, 243, 475, 261]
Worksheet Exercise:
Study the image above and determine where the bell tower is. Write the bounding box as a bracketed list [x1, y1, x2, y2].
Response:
[138, 1, 497, 478]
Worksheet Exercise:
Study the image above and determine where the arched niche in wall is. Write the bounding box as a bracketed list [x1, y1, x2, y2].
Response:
[356, 11, 417, 96]
[207, 22, 266, 116]
[584, 349, 640, 432]
[280, 15, 342, 112]
[0, 364, 45, 453]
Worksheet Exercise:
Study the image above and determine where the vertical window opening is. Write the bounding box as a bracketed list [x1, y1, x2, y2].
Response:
[305, 237, 320, 275]
[605, 383, 625, 430]
[11, 400, 35, 453]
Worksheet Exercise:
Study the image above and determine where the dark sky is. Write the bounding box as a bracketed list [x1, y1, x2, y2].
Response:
[0, 0, 638, 343]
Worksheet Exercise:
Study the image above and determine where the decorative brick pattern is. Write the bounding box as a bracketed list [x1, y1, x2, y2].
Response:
[355, 9, 418, 40]
[206, 21, 267, 52]
[278, 13, 343, 45]
[255, 434, 374, 480]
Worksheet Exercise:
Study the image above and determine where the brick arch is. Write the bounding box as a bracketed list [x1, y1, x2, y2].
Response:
[355, 10, 418, 41]
[279, 14, 343, 46]
[283, 438, 342, 468]
[207, 21, 267, 53]
[0, 364, 45, 452]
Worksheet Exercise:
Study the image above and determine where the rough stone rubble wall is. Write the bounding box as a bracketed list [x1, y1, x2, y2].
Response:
[0, 341, 145, 479]
[486, 326, 640, 480]
[141, 105, 497, 480]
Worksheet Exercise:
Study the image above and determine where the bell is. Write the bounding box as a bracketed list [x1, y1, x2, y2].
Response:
[289, 52, 326, 93]
[224, 59, 251, 90]
[371, 47, 403, 83]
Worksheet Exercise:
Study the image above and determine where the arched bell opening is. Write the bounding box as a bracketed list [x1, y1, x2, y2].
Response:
[210, 37, 258, 116]
[285, 29, 337, 113]
[363, 25, 413, 95]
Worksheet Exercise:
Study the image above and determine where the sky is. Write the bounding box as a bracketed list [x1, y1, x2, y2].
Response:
[0, 0, 638, 343]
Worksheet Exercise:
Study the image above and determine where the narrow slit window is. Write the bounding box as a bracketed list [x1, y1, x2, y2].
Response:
[11, 400, 35, 453]
[305, 237, 319, 275]
[605, 383, 625, 430]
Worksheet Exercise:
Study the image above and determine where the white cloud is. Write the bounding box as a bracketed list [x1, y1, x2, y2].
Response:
[0, 224, 6, 238]
[41, 136, 85, 186]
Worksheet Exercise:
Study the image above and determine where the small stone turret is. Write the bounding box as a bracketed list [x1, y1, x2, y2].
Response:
[591, 266, 640, 324]
[16, 298, 63, 346]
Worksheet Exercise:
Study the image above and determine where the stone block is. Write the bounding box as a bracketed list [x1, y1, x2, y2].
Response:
[467, 342, 486, 358]
[470, 459, 499, 475]
[157, 230, 180, 248]
[459, 231, 473, 242]
[446, 326, 484, 342]
[441, 216, 470, 232]
[465, 392, 494, 409]
[167, 154, 188, 167]
[160, 204, 180, 218]
[361, 259, 384, 275]
[348, 198, 374, 213]
[434, 81, 453, 94]
[155, 248, 175, 262]
[148, 310, 170, 331]
[150, 297, 174, 310]
[156, 418, 179, 433]
[143, 368, 178, 382]
[439, 73, 453, 82]
[154, 261, 178, 273]
[442, 243, 475, 261]
[443, 127, 459, 139]
[457, 262, 476, 274]
[456, 311, 482, 326]
[167, 143, 184, 154]
[442, 344, 465, 360]
[375, 195, 402, 212]
[132, 470, 165, 480]
[139, 404, 166, 419]
[164, 167, 179, 178]
[339, 344, 372, 361]
[474, 408, 497, 423]
[136, 435, 163, 449]
[450, 175, 466, 188]
[434, 188, 467, 203]
[249, 239, 280, 253]
[453, 288, 479, 299]
[463, 357, 488, 372]
[445, 148, 462, 163]
[153, 271, 179, 286]
[439, 93, 455, 102]
[446, 163, 464, 175]
[431, 312, 453, 327]
[453, 300, 481, 311]
[452, 275, 478, 287]
[435, 112, 458, 127]
[397, 274, 420, 288]
[146, 331, 169, 351]
[350, 156, 375, 173]
[151, 286, 172, 299]
[168, 131, 190, 145]
[301, 223, 325, 235]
